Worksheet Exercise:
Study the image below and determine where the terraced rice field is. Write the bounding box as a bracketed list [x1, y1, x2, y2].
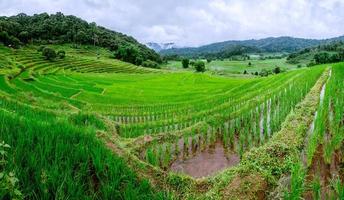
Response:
[0, 44, 343, 199]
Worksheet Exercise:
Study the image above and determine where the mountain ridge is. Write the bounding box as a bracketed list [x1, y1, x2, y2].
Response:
[160, 35, 344, 58]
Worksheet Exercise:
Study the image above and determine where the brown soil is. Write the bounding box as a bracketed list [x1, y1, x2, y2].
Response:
[304, 144, 343, 200]
[88, 159, 100, 192]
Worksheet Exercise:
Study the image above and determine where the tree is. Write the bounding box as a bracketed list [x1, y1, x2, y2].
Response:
[243, 70, 248, 74]
[135, 56, 143, 66]
[254, 72, 259, 76]
[76, 30, 88, 44]
[18, 31, 30, 43]
[259, 69, 269, 77]
[273, 66, 281, 74]
[42, 47, 56, 60]
[330, 54, 340, 63]
[0, 31, 20, 48]
[57, 50, 66, 59]
[314, 52, 330, 64]
[142, 60, 159, 68]
[182, 59, 189, 68]
[194, 61, 206, 72]
[37, 46, 45, 52]
[114, 46, 140, 65]
[0, 12, 162, 64]
[248, 62, 252, 67]
[206, 59, 212, 63]
[339, 50, 344, 60]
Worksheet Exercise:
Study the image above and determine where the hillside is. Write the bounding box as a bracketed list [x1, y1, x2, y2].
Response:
[287, 41, 344, 66]
[161, 36, 344, 58]
[0, 12, 161, 65]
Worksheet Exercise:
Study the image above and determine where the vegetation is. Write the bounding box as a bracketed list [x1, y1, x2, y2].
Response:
[142, 60, 160, 68]
[194, 60, 206, 72]
[0, 12, 343, 200]
[160, 36, 344, 58]
[162, 57, 296, 76]
[57, 50, 65, 59]
[182, 58, 189, 68]
[0, 12, 161, 66]
[287, 41, 344, 66]
[0, 141, 22, 199]
[42, 47, 56, 60]
[284, 162, 306, 200]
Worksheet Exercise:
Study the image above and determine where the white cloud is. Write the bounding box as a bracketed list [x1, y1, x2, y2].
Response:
[0, 0, 344, 46]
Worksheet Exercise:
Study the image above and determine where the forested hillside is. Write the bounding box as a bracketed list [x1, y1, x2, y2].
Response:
[287, 41, 344, 66]
[0, 12, 161, 65]
[161, 36, 344, 58]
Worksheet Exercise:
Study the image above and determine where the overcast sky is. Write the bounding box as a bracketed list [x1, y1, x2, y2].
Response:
[1, 0, 344, 46]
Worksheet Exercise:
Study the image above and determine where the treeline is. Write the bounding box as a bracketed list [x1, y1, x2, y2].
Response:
[287, 41, 344, 66]
[163, 45, 258, 61]
[313, 52, 344, 64]
[203, 45, 260, 60]
[0, 12, 161, 66]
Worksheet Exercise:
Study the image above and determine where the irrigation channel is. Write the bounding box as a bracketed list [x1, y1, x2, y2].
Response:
[301, 65, 344, 199]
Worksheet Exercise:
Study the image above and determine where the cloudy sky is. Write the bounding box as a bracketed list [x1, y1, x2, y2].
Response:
[1, 0, 344, 46]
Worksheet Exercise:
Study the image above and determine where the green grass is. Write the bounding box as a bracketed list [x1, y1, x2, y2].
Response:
[162, 58, 297, 74]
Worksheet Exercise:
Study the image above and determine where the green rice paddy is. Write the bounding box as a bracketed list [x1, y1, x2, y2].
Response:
[0, 44, 343, 199]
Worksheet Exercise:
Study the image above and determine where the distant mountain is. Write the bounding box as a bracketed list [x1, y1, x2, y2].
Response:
[160, 36, 344, 58]
[146, 42, 177, 52]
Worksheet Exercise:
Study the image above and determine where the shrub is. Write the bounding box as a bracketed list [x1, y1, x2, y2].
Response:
[194, 61, 206, 72]
[307, 61, 316, 67]
[37, 46, 45, 52]
[57, 50, 66, 59]
[259, 69, 269, 77]
[0, 141, 23, 199]
[273, 66, 281, 74]
[182, 59, 189, 68]
[142, 60, 159, 69]
[42, 47, 56, 61]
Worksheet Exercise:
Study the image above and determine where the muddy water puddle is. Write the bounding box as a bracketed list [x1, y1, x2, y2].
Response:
[170, 140, 240, 178]
[304, 144, 343, 200]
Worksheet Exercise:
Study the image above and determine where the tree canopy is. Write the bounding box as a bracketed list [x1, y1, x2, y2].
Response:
[0, 12, 161, 66]
[182, 59, 189, 68]
[194, 61, 206, 72]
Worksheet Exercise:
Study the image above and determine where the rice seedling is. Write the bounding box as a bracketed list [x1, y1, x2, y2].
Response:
[284, 162, 306, 200]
